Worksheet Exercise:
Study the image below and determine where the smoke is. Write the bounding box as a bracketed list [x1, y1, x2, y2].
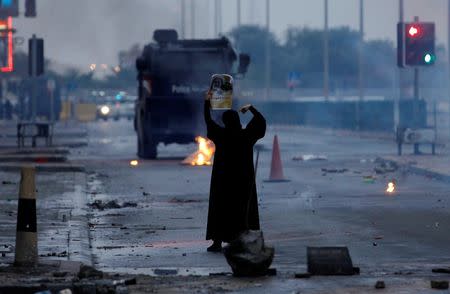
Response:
[13, 0, 179, 70]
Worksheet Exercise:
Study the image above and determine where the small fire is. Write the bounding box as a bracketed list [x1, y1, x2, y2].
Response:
[130, 160, 139, 166]
[182, 136, 215, 166]
[386, 181, 396, 194]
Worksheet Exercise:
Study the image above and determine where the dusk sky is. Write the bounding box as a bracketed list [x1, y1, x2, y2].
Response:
[12, 0, 449, 71]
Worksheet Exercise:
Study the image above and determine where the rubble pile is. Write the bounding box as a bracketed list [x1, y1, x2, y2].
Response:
[88, 200, 137, 210]
[223, 230, 274, 277]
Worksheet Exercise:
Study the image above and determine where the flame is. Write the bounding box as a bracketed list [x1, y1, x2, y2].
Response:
[182, 136, 215, 166]
[386, 181, 395, 194]
[130, 160, 139, 166]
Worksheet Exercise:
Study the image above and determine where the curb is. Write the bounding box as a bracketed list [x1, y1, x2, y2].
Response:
[0, 155, 67, 163]
[383, 157, 450, 183]
[0, 163, 85, 173]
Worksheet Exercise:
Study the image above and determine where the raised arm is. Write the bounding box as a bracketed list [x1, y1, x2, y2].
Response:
[241, 104, 266, 142]
[204, 97, 222, 141]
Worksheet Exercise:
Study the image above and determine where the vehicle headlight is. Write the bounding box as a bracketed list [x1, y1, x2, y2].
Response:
[100, 105, 110, 115]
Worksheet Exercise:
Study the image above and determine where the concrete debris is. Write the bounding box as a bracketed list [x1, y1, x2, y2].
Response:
[1, 180, 15, 185]
[40, 251, 68, 258]
[154, 269, 178, 275]
[88, 200, 137, 210]
[78, 265, 104, 279]
[432, 268, 450, 274]
[294, 272, 311, 279]
[363, 175, 376, 183]
[430, 280, 449, 290]
[293, 154, 328, 161]
[374, 158, 398, 174]
[321, 168, 348, 174]
[168, 198, 201, 203]
[223, 230, 274, 277]
[375, 280, 385, 289]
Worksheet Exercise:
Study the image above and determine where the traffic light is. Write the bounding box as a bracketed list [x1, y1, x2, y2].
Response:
[0, 0, 18, 17]
[398, 22, 435, 67]
[25, 0, 36, 17]
[28, 37, 44, 76]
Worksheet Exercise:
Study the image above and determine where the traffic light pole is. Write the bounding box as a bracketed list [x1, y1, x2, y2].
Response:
[323, 0, 329, 100]
[413, 16, 420, 154]
[31, 34, 37, 122]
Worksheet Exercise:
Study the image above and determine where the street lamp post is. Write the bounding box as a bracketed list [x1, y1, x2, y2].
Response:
[324, 0, 329, 100]
[357, 0, 364, 131]
[265, 0, 271, 100]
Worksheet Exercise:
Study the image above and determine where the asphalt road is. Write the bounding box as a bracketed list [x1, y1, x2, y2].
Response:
[73, 119, 450, 279]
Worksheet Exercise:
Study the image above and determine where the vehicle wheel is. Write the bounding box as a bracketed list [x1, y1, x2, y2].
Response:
[137, 123, 157, 159]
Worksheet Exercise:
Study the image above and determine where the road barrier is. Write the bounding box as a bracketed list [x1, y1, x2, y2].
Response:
[14, 166, 38, 266]
[75, 103, 97, 122]
[265, 135, 289, 182]
[242, 100, 426, 131]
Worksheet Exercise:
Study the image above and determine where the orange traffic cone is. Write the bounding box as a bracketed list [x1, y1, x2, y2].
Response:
[265, 135, 289, 182]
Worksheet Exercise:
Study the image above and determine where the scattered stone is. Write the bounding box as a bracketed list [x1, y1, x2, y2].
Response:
[122, 201, 138, 208]
[321, 168, 348, 173]
[374, 158, 398, 174]
[375, 280, 385, 289]
[431, 280, 449, 290]
[182, 253, 187, 256]
[88, 200, 137, 210]
[78, 265, 103, 279]
[432, 268, 450, 274]
[373, 242, 377, 246]
[124, 277, 137, 285]
[307, 246, 356, 276]
[53, 271, 68, 277]
[294, 272, 311, 279]
[142, 192, 150, 196]
[1, 253, 5, 257]
[209, 272, 232, 276]
[293, 154, 328, 161]
[1, 180, 15, 185]
[154, 269, 178, 275]
[169, 198, 201, 203]
[223, 230, 274, 277]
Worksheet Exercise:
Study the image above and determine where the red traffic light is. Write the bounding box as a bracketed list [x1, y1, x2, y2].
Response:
[407, 25, 421, 38]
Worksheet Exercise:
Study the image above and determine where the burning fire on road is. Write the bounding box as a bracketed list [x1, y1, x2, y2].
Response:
[386, 180, 396, 194]
[182, 136, 215, 166]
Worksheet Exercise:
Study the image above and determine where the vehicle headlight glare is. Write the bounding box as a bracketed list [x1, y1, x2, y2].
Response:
[100, 105, 110, 115]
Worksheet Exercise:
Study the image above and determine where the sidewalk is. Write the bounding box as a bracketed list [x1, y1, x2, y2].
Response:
[0, 120, 88, 149]
[383, 151, 450, 183]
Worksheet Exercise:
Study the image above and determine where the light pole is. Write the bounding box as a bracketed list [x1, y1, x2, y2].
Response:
[448, 0, 450, 137]
[190, 0, 195, 38]
[181, 0, 186, 39]
[357, 0, 364, 130]
[265, 0, 271, 100]
[324, 0, 329, 100]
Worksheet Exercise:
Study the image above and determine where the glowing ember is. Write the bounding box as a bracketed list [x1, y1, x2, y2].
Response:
[182, 136, 215, 166]
[130, 160, 139, 166]
[386, 181, 395, 193]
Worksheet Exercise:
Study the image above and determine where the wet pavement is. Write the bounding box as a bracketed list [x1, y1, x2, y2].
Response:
[2, 119, 450, 293]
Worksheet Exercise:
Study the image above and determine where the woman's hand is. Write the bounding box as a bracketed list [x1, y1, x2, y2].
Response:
[239, 104, 252, 113]
[205, 91, 212, 101]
